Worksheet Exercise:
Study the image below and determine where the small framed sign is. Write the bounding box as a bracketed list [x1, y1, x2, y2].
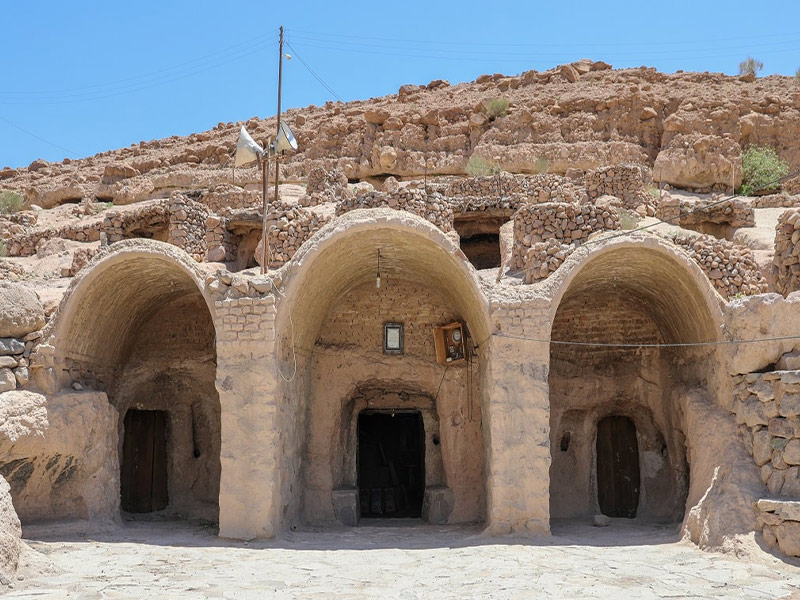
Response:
[383, 322, 404, 355]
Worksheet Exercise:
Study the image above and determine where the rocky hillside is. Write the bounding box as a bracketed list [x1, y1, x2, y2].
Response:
[2, 59, 800, 209]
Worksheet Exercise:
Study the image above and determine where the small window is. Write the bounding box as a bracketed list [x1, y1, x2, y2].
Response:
[384, 322, 404, 354]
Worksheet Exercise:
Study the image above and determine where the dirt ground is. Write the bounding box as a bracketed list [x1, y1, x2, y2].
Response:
[4, 519, 800, 599]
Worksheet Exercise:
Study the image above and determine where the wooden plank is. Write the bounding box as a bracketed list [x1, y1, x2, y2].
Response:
[596, 416, 640, 518]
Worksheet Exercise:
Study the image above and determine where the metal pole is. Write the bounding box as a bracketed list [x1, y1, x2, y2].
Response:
[274, 25, 284, 206]
[261, 158, 270, 274]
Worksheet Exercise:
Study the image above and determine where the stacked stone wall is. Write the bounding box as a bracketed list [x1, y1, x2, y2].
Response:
[751, 194, 800, 209]
[337, 190, 454, 232]
[773, 209, 800, 296]
[732, 369, 800, 556]
[0, 331, 39, 392]
[585, 164, 654, 213]
[666, 234, 767, 298]
[168, 196, 209, 261]
[656, 195, 755, 228]
[199, 185, 261, 213]
[255, 203, 333, 269]
[510, 202, 620, 281]
[205, 215, 237, 263]
[447, 173, 586, 205]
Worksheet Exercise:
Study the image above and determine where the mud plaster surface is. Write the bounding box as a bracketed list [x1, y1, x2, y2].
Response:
[4, 520, 800, 599]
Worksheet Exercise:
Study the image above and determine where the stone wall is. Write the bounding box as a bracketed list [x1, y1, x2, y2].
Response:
[0, 332, 37, 392]
[751, 193, 800, 209]
[667, 234, 768, 298]
[773, 209, 800, 296]
[337, 190, 454, 232]
[585, 164, 654, 213]
[656, 195, 755, 229]
[254, 203, 333, 269]
[509, 202, 620, 279]
[205, 214, 236, 263]
[447, 173, 586, 205]
[167, 196, 209, 261]
[732, 368, 800, 557]
[198, 185, 261, 214]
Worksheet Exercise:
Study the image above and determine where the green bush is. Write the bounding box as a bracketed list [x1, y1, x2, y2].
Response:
[795, 67, 800, 85]
[618, 209, 642, 231]
[482, 98, 509, 120]
[466, 155, 500, 176]
[534, 156, 549, 175]
[740, 145, 789, 195]
[738, 56, 763, 77]
[0, 191, 23, 215]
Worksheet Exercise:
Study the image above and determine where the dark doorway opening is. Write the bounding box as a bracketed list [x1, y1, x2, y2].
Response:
[459, 233, 501, 269]
[358, 411, 425, 518]
[453, 214, 509, 270]
[121, 409, 169, 513]
[596, 415, 640, 518]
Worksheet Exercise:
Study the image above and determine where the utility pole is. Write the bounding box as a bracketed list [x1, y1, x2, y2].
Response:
[274, 25, 284, 207]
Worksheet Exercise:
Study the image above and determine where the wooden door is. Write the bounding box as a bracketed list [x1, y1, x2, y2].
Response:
[121, 409, 168, 513]
[596, 415, 640, 518]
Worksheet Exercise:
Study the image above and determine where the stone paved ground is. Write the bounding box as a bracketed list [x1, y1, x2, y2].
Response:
[5, 519, 800, 599]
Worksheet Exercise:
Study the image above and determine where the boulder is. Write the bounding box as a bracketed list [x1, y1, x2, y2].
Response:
[0, 283, 45, 339]
[0, 475, 21, 585]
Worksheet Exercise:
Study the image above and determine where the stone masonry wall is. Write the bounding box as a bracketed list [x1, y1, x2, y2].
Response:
[447, 173, 586, 205]
[337, 189, 454, 232]
[168, 196, 209, 261]
[667, 234, 768, 298]
[199, 185, 261, 214]
[773, 209, 800, 296]
[585, 164, 654, 213]
[656, 195, 755, 228]
[255, 203, 333, 269]
[510, 202, 620, 279]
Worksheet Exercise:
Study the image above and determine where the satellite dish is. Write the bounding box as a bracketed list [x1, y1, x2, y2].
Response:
[234, 126, 265, 167]
[274, 120, 298, 153]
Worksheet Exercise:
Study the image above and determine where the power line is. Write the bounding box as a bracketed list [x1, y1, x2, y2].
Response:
[289, 28, 800, 50]
[0, 115, 76, 158]
[493, 331, 800, 349]
[0, 36, 279, 105]
[284, 40, 344, 103]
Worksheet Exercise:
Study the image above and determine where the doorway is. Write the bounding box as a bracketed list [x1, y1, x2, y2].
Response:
[596, 415, 640, 518]
[121, 409, 169, 513]
[357, 411, 425, 518]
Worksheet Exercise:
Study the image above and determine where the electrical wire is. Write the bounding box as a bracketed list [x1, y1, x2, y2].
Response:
[284, 40, 344, 103]
[288, 28, 800, 50]
[0, 36, 279, 105]
[0, 115, 77, 157]
[493, 332, 800, 349]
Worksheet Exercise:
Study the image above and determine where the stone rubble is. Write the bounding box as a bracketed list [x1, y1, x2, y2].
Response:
[772, 209, 800, 296]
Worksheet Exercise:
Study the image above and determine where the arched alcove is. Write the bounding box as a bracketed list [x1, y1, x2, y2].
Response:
[275, 209, 492, 527]
[53, 240, 221, 522]
[546, 236, 722, 524]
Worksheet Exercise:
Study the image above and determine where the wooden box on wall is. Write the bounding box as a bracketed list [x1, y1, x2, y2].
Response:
[433, 322, 465, 366]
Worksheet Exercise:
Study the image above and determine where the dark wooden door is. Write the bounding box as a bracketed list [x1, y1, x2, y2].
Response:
[596, 415, 640, 518]
[121, 409, 168, 513]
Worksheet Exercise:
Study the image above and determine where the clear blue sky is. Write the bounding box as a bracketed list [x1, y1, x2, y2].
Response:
[1, 1, 798, 168]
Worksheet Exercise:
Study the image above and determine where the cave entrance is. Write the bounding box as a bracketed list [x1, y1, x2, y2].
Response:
[357, 410, 425, 518]
[453, 214, 508, 270]
[596, 415, 640, 518]
[121, 409, 169, 513]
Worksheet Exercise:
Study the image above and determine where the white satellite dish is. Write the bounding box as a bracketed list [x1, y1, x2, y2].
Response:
[274, 120, 298, 153]
[234, 126, 265, 167]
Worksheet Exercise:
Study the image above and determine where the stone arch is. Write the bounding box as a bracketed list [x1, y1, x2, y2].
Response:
[50, 240, 221, 522]
[545, 234, 723, 524]
[274, 209, 491, 528]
